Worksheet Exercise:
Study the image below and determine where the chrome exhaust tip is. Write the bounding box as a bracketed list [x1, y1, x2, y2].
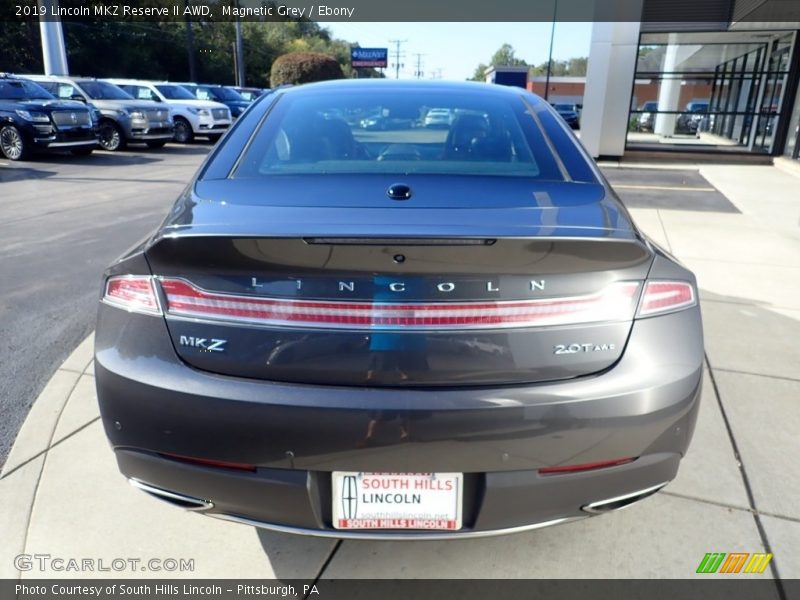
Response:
[129, 479, 214, 512]
[581, 482, 667, 514]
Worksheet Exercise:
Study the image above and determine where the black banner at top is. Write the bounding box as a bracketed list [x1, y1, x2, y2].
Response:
[5, 0, 800, 23]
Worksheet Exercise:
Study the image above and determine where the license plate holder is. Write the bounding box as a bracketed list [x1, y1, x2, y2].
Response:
[332, 472, 463, 531]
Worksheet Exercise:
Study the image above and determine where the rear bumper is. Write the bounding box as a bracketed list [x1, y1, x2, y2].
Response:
[95, 304, 703, 536]
[119, 451, 676, 539]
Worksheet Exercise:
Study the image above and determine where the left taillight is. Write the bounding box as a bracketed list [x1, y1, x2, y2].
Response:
[102, 275, 162, 315]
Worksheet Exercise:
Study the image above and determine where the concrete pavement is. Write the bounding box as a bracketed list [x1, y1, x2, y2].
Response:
[1, 162, 798, 582]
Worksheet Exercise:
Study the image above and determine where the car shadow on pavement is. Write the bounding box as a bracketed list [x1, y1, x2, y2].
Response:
[0, 165, 58, 182]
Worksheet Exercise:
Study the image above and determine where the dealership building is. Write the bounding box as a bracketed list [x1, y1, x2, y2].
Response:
[499, 1, 800, 164]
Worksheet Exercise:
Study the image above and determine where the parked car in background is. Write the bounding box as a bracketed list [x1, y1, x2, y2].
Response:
[232, 87, 268, 102]
[635, 101, 658, 132]
[676, 100, 709, 134]
[25, 75, 173, 151]
[96, 80, 703, 539]
[423, 108, 454, 128]
[0, 73, 97, 160]
[551, 103, 580, 129]
[179, 83, 250, 119]
[106, 79, 232, 144]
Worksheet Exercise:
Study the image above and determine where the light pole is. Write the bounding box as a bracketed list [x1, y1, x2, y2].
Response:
[38, 0, 69, 75]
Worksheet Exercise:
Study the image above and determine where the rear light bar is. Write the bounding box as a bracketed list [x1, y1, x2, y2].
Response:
[539, 457, 636, 476]
[158, 278, 641, 330]
[103, 276, 161, 315]
[637, 280, 696, 317]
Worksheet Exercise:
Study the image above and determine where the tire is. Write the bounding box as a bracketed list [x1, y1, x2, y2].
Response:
[207, 133, 222, 143]
[71, 148, 94, 156]
[0, 124, 31, 161]
[146, 140, 167, 149]
[173, 118, 194, 144]
[98, 121, 126, 151]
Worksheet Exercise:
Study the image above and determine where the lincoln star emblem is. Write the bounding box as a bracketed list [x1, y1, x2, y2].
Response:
[341, 475, 358, 519]
[70, 113, 77, 123]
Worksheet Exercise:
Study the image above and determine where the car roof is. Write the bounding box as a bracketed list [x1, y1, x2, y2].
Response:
[275, 79, 545, 104]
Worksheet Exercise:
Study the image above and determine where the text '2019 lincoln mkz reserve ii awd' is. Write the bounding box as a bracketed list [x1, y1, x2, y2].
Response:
[95, 80, 703, 539]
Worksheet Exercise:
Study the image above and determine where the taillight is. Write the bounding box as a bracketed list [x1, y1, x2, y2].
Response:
[158, 278, 641, 330]
[103, 275, 161, 315]
[637, 280, 696, 317]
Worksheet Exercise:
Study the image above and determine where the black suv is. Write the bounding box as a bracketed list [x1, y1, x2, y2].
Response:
[0, 74, 97, 160]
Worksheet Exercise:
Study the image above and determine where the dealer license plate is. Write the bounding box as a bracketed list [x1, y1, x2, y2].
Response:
[332, 472, 463, 530]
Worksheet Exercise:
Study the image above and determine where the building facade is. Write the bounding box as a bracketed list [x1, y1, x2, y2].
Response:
[579, 4, 800, 160]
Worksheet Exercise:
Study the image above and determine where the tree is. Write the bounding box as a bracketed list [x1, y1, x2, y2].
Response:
[471, 63, 489, 82]
[529, 57, 589, 77]
[270, 52, 344, 86]
[490, 43, 527, 67]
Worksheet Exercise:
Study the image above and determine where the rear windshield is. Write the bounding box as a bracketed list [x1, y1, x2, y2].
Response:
[0, 79, 53, 100]
[233, 90, 564, 180]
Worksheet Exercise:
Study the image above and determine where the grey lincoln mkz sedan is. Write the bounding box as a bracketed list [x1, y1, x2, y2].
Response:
[95, 80, 703, 539]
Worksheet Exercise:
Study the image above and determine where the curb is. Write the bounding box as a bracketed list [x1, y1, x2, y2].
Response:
[0, 334, 95, 578]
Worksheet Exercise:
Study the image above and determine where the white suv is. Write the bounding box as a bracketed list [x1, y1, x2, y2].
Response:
[105, 79, 232, 143]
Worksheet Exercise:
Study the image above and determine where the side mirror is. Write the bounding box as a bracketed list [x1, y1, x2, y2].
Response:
[70, 94, 86, 103]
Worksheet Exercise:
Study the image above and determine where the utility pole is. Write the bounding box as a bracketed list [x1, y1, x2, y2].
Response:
[234, 1, 245, 86]
[185, 0, 196, 81]
[544, 0, 557, 102]
[413, 53, 425, 79]
[388, 39, 407, 79]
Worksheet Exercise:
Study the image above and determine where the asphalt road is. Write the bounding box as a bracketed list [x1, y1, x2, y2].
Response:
[0, 145, 210, 466]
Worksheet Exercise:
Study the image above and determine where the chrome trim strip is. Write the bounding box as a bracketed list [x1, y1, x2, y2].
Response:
[129, 479, 214, 512]
[209, 513, 583, 540]
[46, 141, 97, 148]
[581, 481, 668, 514]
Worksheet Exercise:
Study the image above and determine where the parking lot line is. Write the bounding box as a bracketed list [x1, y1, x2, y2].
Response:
[614, 184, 717, 192]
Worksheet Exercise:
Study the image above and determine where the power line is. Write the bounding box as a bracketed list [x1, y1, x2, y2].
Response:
[388, 39, 407, 79]
[413, 53, 425, 79]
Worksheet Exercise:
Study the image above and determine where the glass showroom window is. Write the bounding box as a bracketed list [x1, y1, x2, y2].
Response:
[627, 31, 795, 153]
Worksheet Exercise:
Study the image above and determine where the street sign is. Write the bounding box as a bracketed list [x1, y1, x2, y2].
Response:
[351, 47, 388, 68]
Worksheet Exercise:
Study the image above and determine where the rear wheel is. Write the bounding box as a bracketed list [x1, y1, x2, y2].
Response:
[0, 124, 31, 161]
[173, 118, 194, 144]
[146, 140, 167, 149]
[98, 121, 126, 151]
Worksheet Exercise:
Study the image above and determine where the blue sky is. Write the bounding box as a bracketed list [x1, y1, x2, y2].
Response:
[324, 22, 593, 80]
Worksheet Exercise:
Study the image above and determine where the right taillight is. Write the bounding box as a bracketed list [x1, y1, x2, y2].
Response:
[637, 280, 696, 317]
